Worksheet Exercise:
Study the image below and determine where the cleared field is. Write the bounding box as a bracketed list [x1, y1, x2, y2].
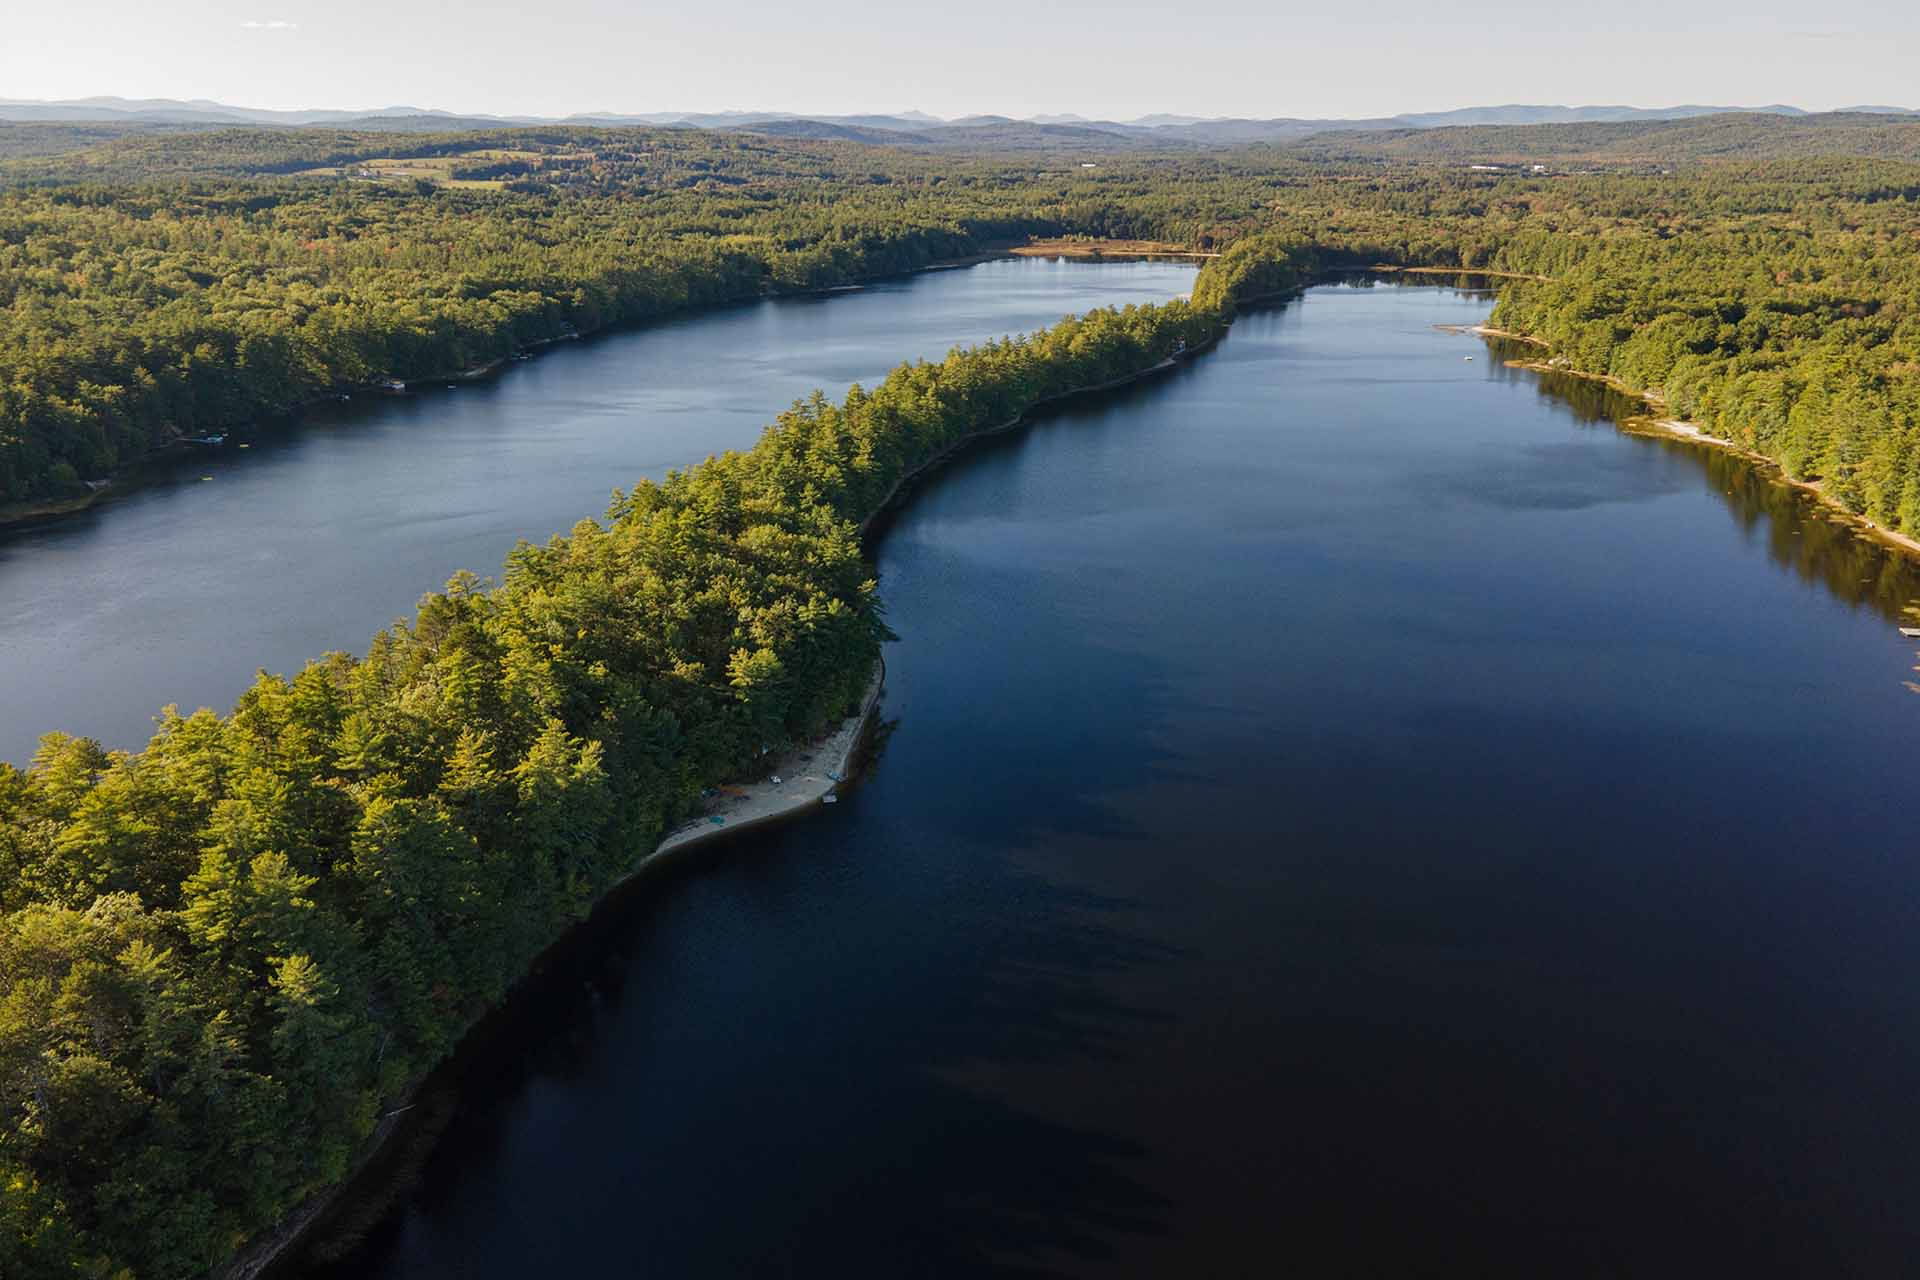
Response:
[293, 148, 548, 188]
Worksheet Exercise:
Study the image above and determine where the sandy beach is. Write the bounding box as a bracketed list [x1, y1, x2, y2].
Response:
[1631, 417, 1920, 559]
[214, 661, 885, 1280]
[1435, 322, 1548, 345]
[650, 663, 885, 862]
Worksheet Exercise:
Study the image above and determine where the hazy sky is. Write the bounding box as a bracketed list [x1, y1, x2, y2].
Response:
[4, 0, 1917, 119]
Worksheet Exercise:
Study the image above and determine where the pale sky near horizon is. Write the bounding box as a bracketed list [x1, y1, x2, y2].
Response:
[4, 0, 1917, 120]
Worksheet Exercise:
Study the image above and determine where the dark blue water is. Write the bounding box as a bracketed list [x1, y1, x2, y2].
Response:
[0, 257, 1194, 766]
[318, 281, 1920, 1277]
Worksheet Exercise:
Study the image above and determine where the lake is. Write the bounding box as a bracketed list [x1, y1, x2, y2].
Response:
[308, 279, 1920, 1277]
[0, 256, 1196, 766]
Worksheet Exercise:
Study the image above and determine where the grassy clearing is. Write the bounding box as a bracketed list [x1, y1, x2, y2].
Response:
[293, 148, 547, 188]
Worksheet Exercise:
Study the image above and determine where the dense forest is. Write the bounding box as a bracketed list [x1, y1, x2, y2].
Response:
[7, 124, 1920, 517]
[1290, 111, 1920, 164]
[8, 118, 1920, 1275]
[0, 129, 1284, 510]
[9, 123, 1920, 514]
[1483, 230, 1920, 528]
[0, 227, 1275, 1275]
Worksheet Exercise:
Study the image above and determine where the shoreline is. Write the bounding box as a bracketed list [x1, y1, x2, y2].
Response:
[1626, 415, 1920, 560]
[0, 362, 522, 531]
[1383, 266, 1552, 282]
[857, 341, 1215, 539]
[227, 664, 887, 1280]
[0, 487, 111, 527]
[1469, 335, 1920, 564]
[647, 662, 885, 867]
[855, 354, 1179, 533]
[0, 240, 1115, 534]
[393, 355, 512, 390]
[1436, 322, 1547, 345]
[1009, 237, 1220, 260]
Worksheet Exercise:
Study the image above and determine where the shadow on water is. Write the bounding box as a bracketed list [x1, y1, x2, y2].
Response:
[299, 483, 1203, 1279]
[302, 801, 1182, 1278]
[1325, 268, 1501, 303]
[1483, 337, 1920, 621]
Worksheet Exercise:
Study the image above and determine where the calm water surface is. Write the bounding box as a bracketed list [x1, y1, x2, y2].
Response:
[315, 282, 1920, 1278]
[0, 257, 1194, 765]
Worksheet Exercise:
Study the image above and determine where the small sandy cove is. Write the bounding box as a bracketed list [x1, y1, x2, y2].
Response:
[651, 665, 885, 860]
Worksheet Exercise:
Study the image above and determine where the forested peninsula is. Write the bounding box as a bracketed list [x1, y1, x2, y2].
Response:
[8, 116, 1920, 1276]
[0, 231, 1304, 1277]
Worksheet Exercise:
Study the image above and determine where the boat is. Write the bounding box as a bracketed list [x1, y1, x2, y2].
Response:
[380, 378, 407, 393]
[181, 433, 227, 447]
[1900, 627, 1920, 639]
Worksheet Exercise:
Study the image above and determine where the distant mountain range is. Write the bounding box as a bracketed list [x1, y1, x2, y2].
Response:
[2, 97, 1916, 145]
[0, 96, 493, 126]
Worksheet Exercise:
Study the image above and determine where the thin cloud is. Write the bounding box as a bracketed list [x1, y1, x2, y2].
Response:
[240, 19, 300, 30]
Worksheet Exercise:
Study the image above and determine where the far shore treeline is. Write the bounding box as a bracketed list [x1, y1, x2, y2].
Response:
[7, 119, 1920, 1276]
[5, 127, 1920, 528]
[0, 128, 1259, 512]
